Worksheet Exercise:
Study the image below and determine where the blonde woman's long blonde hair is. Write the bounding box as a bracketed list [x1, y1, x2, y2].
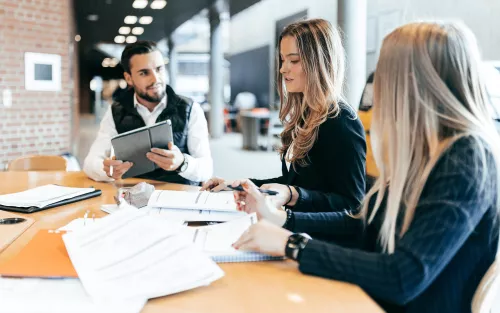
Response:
[277, 19, 345, 167]
[363, 21, 500, 253]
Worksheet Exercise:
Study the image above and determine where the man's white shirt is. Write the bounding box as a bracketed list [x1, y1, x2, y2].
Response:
[83, 93, 213, 182]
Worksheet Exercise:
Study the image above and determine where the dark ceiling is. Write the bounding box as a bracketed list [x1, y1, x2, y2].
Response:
[74, 0, 261, 46]
[74, 0, 261, 81]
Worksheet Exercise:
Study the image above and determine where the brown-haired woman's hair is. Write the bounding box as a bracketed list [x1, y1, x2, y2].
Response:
[277, 18, 345, 167]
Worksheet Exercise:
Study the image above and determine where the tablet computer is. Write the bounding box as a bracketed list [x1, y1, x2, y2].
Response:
[111, 120, 174, 178]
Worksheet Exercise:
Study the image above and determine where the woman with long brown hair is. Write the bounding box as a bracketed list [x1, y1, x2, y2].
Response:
[232, 21, 500, 312]
[202, 18, 366, 213]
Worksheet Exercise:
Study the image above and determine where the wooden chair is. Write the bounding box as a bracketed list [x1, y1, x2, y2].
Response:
[472, 260, 500, 313]
[7, 155, 67, 171]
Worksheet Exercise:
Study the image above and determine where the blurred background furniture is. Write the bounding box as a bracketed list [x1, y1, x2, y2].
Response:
[7, 155, 67, 171]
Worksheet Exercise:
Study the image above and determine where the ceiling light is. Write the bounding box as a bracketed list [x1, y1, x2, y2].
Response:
[124, 16, 138, 24]
[90, 79, 98, 90]
[132, 0, 148, 9]
[102, 58, 110, 67]
[119, 79, 128, 89]
[114, 35, 126, 44]
[139, 16, 153, 24]
[132, 27, 144, 35]
[126, 36, 137, 43]
[109, 58, 119, 67]
[87, 14, 99, 21]
[150, 0, 166, 9]
[74, 34, 81, 42]
[119, 26, 131, 35]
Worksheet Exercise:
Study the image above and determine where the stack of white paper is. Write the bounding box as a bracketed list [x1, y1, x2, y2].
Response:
[0, 185, 95, 208]
[63, 204, 224, 302]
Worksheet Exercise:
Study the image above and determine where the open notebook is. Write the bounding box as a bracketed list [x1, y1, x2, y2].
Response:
[147, 190, 237, 212]
[187, 213, 284, 263]
[0, 185, 102, 213]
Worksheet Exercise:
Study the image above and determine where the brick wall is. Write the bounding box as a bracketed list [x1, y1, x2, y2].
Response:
[0, 0, 76, 170]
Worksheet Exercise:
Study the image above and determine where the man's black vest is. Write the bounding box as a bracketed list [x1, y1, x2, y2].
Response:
[111, 85, 198, 185]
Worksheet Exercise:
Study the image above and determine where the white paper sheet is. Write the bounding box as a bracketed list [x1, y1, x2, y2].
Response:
[188, 213, 257, 253]
[0, 277, 146, 313]
[57, 217, 101, 232]
[62, 203, 224, 302]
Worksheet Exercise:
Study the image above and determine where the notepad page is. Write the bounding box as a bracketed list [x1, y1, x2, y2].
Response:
[187, 214, 283, 263]
[62, 203, 224, 302]
[147, 190, 237, 211]
[191, 213, 257, 252]
[0, 184, 95, 208]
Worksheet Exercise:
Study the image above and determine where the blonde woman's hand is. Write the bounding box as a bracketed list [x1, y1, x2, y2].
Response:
[232, 179, 287, 227]
[200, 177, 227, 192]
[232, 220, 292, 256]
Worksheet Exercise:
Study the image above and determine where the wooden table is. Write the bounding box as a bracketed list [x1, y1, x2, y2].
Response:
[0, 171, 384, 313]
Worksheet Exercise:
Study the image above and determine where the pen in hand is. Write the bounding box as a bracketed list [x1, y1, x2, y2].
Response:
[226, 185, 279, 196]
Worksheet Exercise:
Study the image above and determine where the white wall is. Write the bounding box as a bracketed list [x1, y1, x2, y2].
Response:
[230, 0, 500, 105]
[366, 0, 500, 74]
[230, 0, 338, 55]
[230, 0, 338, 105]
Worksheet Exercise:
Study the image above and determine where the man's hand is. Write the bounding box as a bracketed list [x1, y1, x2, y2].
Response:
[146, 142, 185, 171]
[103, 157, 133, 180]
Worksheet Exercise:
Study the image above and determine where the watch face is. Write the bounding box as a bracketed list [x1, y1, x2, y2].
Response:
[180, 161, 188, 172]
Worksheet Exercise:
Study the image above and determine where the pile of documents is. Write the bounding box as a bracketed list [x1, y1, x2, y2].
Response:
[63, 204, 224, 303]
[0, 203, 225, 313]
[0, 190, 281, 312]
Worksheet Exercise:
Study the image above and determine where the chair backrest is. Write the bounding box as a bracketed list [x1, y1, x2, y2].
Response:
[472, 260, 500, 313]
[7, 155, 67, 171]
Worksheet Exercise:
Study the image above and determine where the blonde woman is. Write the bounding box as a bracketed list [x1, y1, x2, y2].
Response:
[202, 19, 366, 213]
[232, 21, 500, 312]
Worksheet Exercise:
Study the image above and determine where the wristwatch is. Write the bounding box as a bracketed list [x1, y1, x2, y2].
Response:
[285, 233, 312, 261]
[176, 154, 189, 173]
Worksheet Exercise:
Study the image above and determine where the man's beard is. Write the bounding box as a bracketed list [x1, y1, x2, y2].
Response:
[135, 85, 166, 103]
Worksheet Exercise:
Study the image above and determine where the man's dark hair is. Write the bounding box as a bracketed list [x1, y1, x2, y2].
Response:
[120, 40, 161, 73]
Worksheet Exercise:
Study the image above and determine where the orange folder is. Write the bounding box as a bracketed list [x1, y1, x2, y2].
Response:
[0, 230, 78, 278]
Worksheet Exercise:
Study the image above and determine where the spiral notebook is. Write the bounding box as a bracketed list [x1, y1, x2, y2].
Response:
[189, 214, 284, 263]
[209, 250, 283, 263]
